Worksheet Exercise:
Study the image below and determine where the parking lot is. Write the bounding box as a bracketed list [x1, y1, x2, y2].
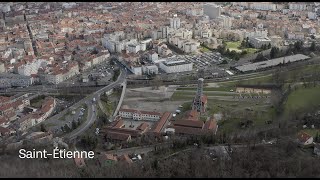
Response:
[183, 52, 224, 69]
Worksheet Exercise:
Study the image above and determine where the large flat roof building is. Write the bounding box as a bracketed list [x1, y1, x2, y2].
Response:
[159, 57, 193, 73]
[234, 54, 310, 72]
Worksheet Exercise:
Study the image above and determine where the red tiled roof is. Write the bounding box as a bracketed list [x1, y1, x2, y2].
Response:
[0, 103, 13, 111]
[0, 117, 8, 125]
[105, 131, 131, 141]
[136, 122, 149, 131]
[203, 118, 217, 130]
[74, 156, 86, 168]
[201, 95, 208, 104]
[113, 119, 124, 128]
[185, 110, 199, 121]
[173, 120, 204, 129]
[297, 131, 313, 143]
[101, 127, 140, 137]
[119, 108, 162, 116]
[0, 126, 10, 135]
[172, 126, 204, 136]
[104, 153, 118, 161]
[152, 112, 171, 133]
[0, 96, 11, 104]
[117, 154, 133, 164]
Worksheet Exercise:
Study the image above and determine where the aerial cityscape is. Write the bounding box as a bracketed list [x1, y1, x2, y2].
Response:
[0, 1, 320, 178]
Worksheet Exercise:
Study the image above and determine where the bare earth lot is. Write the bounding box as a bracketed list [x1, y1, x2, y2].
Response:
[123, 85, 188, 113]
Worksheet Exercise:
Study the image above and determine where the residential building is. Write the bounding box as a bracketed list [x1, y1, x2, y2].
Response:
[250, 36, 271, 48]
[169, 15, 181, 29]
[203, 3, 221, 19]
[289, 3, 308, 11]
[119, 108, 162, 121]
[297, 131, 314, 146]
[142, 65, 158, 75]
[159, 58, 193, 73]
[0, 63, 4, 73]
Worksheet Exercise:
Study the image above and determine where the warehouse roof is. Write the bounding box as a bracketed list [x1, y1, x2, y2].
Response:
[235, 54, 310, 72]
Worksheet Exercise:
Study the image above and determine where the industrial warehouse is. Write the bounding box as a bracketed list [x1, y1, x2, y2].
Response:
[234, 54, 310, 72]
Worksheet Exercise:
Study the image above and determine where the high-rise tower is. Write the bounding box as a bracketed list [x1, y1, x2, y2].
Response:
[192, 78, 207, 114]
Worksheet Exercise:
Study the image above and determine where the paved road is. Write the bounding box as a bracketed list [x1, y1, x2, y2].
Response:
[66, 103, 97, 140]
[61, 65, 127, 140]
[112, 80, 127, 118]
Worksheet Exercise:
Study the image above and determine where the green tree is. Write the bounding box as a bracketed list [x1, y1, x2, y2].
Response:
[241, 50, 248, 55]
[310, 41, 316, 51]
[112, 69, 120, 81]
[72, 120, 77, 130]
[267, 43, 271, 49]
[40, 124, 47, 132]
[226, 48, 230, 55]
[234, 54, 240, 61]
[254, 53, 264, 62]
[110, 59, 115, 66]
[241, 40, 246, 48]
[270, 47, 279, 59]
[221, 60, 228, 64]
[294, 40, 303, 52]
[64, 124, 71, 132]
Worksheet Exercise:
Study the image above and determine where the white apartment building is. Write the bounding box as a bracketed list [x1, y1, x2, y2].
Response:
[142, 65, 158, 75]
[17, 59, 46, 76]
[131, 66, 142, 75]
[186, 8, 204, 16]
[45, 72, 63, 84]
[250, 37, 272, 48]
[115, 41, 125, 53]
[287, 32, 305, 40]
[289, 3, 308, 11]
[119, 108, 161, 121]
[217, 15, 233, 29]
[148, 51, 159, 62]
[249, 2, 277, 11]
[245, 29, 268, 39]
[182, 41, 199, 53]
[308, 12, 317, 20]
[159, 58, 193, 73]
[127, 43, 140, 54]
[169, 15, 181, 29]
[0, 63, 5, 73]
[92, 53, 110, 65]
[203, 3, 221, 19]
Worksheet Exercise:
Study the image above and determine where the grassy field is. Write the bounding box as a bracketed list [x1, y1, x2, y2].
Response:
[284, 86, 320, 117]
[176, 74, 273, 93]
[278, 64, 320, 83]
[206, 99, 274, 134]
[199, 46, 211, 53]
[225, 41, 259, 55]
[226, 41, 241, 49]
[30, 95, 46, 108]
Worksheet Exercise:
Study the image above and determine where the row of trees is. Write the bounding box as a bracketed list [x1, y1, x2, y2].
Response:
[217, 45, 242, 61]
[2, 138, 319, 178]
[112, 69, 120, 82]
[61, 119, 82, 133]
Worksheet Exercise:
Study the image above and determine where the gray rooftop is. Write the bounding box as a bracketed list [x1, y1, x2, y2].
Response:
[235, 54, 310, 72]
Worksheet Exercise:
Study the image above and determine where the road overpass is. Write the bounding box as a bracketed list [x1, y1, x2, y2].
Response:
[62, 65, 127, 140]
